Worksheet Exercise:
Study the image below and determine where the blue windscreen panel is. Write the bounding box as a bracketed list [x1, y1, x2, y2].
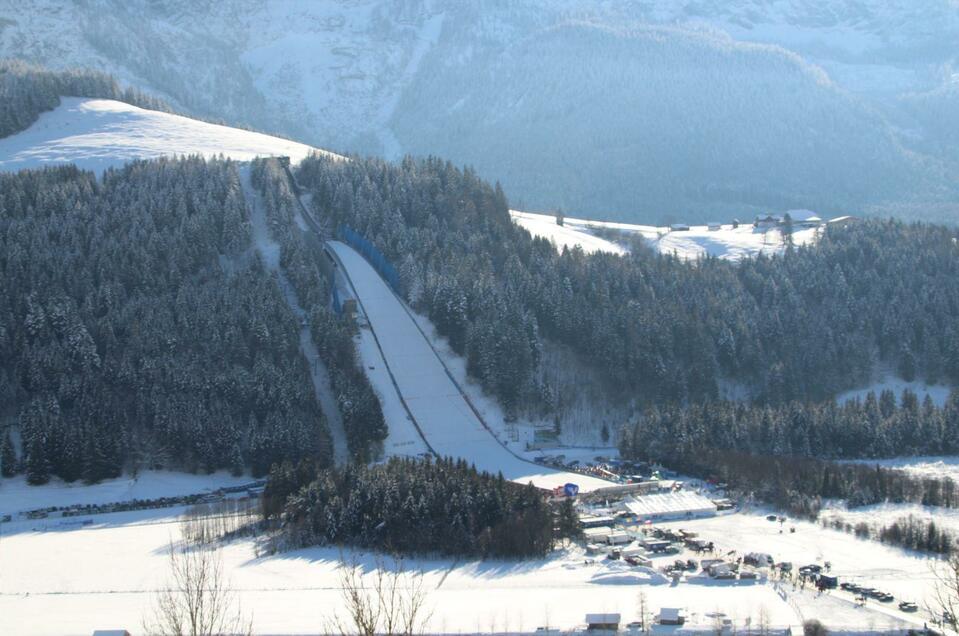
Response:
[339, 226, 403, 295]
[331, 282, 342, 315]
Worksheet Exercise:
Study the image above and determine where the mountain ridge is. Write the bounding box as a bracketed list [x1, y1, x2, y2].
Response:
[3, 0, 957, 224]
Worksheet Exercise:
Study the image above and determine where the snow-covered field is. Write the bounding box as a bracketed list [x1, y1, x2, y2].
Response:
[511, 210, 821, 261]
[845, 456, 959, 483]
[821, 500, 959, 536]
[0, 97, 337, 175]
[0, 504, 935, 635]
[0, 470, 251, 517]
[328, 240, 612, 492]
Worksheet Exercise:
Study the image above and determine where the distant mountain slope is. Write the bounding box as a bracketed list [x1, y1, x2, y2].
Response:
[0, 97, 332, 175]
[510, 210, 821, 261]
[399, 21, 944, 224]
[2, 0, 957, 223]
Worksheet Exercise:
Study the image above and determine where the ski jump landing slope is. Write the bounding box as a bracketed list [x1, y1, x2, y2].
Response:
[328, 241, 612, 493]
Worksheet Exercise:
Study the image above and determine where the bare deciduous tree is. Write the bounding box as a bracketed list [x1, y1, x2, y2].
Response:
[326, 554, 433, 636]
[145, 541, 252, 636]
[929, 550, 959, 630]
[636, 591, 651, 636]
[757, 604, 771, 636]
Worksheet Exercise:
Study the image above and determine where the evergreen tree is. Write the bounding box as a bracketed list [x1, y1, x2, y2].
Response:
[556, 497, 582, 544]
[229, 442, 244, 477]
[25, 431, 50, 485]
[0, 429, 17, 477]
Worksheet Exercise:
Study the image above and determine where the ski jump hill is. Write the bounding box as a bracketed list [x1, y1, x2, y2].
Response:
[327, 240, 613, 493]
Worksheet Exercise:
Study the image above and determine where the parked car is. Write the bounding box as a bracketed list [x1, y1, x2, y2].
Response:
[766, 515, 778, 521]
[899, 601, 918, 613]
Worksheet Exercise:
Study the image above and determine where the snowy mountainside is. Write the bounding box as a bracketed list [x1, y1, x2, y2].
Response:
[0, 97, 336, 174]
[3, 0, 957, 224]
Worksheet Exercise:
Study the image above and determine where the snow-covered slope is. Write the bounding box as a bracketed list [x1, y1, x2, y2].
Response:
[0, 97, 335, 175]
[512, 210, 821, 261]
[329, 240, 612, 492]
[511, 210, 629, 256]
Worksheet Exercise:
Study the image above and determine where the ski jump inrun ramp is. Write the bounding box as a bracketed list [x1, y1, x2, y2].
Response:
[327, 241, 612, 493]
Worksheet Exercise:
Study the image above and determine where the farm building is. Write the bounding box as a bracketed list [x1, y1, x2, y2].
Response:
[828, 215, 860, 227]
[754, 214, 781, 227]
[625, 491, 718, 521]
[585, 613, 621, 631]
[659, 608, 685, 625]
[784, 209, 824, 226]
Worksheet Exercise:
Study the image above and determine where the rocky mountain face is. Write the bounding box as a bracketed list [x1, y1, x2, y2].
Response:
[2, 0, 957, 223]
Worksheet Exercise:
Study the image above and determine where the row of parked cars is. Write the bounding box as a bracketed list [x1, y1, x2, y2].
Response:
[839, 581, 917, 612]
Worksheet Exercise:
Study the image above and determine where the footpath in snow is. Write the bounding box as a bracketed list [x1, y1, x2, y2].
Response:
[238, 166, 349, 465]
[327, 240, 612, 492]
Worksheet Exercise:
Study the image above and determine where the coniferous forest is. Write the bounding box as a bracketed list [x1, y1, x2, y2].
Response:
[3, 150, 959, 489]
[270, 457, 571, 558]
[2, 67, 959, 495]
[250, 158, 387, 461]
[0, 159, 332, 483]
[0, 59, 172, 138]
[296, 154, 959, 419]
[620, 389, 959, 461]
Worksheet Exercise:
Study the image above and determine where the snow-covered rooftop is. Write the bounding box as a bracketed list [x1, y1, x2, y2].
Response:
[625, 491, 718, 517]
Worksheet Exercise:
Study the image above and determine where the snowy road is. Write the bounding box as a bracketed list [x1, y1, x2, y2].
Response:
[327, 241, 613, 492]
